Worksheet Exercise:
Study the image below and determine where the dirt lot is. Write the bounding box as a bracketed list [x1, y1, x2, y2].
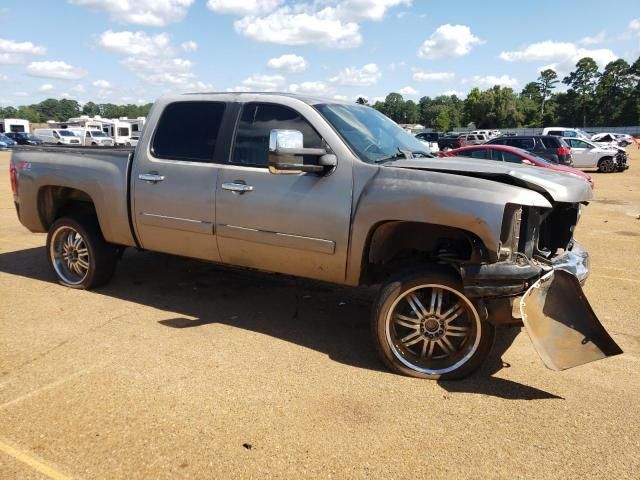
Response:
[0, 149, 639, 479]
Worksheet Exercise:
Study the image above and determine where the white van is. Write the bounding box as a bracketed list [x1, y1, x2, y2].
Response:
[34, 128, 81, 145]
[68, 128, 114, 146]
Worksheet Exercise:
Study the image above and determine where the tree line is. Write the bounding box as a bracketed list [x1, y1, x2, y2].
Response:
[360, 56, 640, 131]
[1, 55, 638, 129]
[0, 99, 153, 123]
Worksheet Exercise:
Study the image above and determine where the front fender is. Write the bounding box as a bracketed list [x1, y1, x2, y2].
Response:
[345, 164, 551, 285]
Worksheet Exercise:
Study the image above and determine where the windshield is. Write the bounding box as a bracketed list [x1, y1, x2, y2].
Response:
[90, 131, 109, 137]
[313, 103, 432, 163]
[574, 129, 591, 140]
[58, 130, 75, 137]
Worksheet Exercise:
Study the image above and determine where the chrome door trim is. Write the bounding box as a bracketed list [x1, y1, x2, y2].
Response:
[217, 224, 335, 255]
[139, 212, 214, 235]
[138, 173, 165, 183]
[221, 182, 254, 193]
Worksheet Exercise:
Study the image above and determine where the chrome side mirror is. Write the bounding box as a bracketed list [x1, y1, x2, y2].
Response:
[268, 129, 336, 175]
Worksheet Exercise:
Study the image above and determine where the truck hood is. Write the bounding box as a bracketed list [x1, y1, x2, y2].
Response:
[386, 156, 593, 203]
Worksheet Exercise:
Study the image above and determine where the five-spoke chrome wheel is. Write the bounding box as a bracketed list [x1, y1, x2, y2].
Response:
[385, 283, 481, 376]
[49, 225, 90, 285]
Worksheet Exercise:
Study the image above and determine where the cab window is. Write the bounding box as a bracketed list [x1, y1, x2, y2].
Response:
[231, 103, 322, 167]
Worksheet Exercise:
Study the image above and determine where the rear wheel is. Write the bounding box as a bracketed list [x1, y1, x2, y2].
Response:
[372, 270, 495, 379]
[46, 216, 118, 289]
[598, 157, 615, 173]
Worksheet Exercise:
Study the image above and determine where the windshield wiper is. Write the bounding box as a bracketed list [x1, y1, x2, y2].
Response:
[373, 147, 413, 164]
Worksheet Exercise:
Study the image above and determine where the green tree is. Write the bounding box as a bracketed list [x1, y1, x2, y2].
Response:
[562, 57, 600, 127]
[403, 99, 419, 124]
[536, 69, 559, 117]
[82, 101, 100, 116]
[595, 59, 633, 125]
[355, 96, 368, 105]
[383, 93, 405, 122]
[432, 110, 450, 132]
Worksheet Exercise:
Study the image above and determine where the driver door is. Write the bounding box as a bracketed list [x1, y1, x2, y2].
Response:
[215, 102, 353, 283]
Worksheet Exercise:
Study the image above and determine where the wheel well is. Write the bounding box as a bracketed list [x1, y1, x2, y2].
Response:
[598, 156, 613, 164]
[360, 221, 488, 285]
[37, 186, 97, 230]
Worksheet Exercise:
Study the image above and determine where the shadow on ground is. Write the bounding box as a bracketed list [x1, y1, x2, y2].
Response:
[0, 246, 561, 400]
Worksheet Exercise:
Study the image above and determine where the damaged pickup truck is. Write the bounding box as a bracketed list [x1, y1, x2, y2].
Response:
[9, 93, 622, 379]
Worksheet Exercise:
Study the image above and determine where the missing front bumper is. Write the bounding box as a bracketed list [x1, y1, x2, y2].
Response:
[520, 270, 622, 370]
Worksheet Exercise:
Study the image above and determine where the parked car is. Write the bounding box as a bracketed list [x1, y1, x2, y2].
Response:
[127, 135, 140, 147]
[9, 92, 621, 379]
[563, 138, 628, 172]
[591, 132, 624, 147]
[458, 133, 486, 146]
[440, 145, 593, 188]
[415, 132, 441, 152]
[0, 133, 17, 146]
[0, 140, 7, 150]
[68, 128, 115, 147]
[542, 127, 591, 140]
[437, 135, 462, 151]
[613, 133, 634, 146]
[5, 132, 43, 145]
[470, 129, 500, 138]
[34, 128, 82, 146]
[486, 135, 573, 166]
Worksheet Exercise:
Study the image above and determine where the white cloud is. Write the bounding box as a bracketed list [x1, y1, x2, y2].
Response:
[412, 70, 455, 81]
[329, 63, 380, 86]
[398, 86, 418, 96]
[333, 94, 349, 101]
[0, 37, 47, 64]
[267, 54, 307, 72]
[39, 83, 54, 92]
[207, 0, 282, 15]
[499, 40, 618, 73]
[70, 84, 86, 93]
[333, 0, 412, 21]
[235, 6, 362, 48]
[239, 74, 285, 91]
[464, 75, 518, 88]
[99, 30, 172, 57]
[418, 24, 483, 59]
[180, 40, 198, 52]
[92, 79, 112, 88]
[27, 61, 87, 80]
[121, 56, 197, 87]
[629, 18, 640, 35]
[288, 81, 331, 96]
[442, 89, 465, 97]
[578, 31, 606, 46]
[0, 74, 7, 81]
[68, 0, 194, 27]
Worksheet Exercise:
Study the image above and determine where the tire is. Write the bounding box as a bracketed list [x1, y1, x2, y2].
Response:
[372, 269, 495, 380]
[598, 157, 615, 173]
[46, 216, 118, 289]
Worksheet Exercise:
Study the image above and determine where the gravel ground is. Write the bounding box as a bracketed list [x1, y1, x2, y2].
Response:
[0, 149, 638, 479]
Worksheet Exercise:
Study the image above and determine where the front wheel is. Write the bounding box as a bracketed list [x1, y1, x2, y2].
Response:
[372, 270, 495, 379]
[46, 216, 118, 289]
[598, 157, 616, 173]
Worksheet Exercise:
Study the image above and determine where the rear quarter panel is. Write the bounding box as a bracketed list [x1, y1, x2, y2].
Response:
[12, 146, 136, 246]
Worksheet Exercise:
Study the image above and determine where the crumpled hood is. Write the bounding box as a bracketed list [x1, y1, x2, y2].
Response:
[386, 156, 593, 203]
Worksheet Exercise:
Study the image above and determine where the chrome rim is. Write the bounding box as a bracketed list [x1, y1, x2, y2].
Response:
[50, 226, 90, 285]
[385, 284, 481, 376]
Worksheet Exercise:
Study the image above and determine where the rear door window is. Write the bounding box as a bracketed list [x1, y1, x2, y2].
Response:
[152, 101, 226, 163]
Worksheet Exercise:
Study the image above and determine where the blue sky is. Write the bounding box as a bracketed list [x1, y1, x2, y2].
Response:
[1, 0, 639, 106]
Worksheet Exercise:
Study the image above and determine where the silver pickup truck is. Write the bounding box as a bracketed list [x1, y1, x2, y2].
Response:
[9, 93, 621, 379]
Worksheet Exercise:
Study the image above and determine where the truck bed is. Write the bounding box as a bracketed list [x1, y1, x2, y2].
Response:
[11, 144, 137, 248]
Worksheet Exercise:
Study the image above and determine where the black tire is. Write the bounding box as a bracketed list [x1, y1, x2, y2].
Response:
[598, 157, 615, 173]
[46, 215, 118, 289]
[372, 269, 495, 380]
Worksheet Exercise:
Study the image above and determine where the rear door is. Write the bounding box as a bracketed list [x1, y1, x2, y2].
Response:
[131, 100, 231, 262]
[214, 101, 353, 283]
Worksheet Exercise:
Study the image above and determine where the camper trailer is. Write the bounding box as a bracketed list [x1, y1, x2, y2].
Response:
[0, 118, 30, 134]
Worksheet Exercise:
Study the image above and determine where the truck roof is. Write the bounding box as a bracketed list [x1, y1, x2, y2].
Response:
[171, 91, 353, 106]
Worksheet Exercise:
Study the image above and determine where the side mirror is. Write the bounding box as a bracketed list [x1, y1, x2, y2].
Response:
[268, 129, 336, 175]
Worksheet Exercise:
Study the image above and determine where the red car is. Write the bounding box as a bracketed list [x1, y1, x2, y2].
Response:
[439, 145, 594, 188]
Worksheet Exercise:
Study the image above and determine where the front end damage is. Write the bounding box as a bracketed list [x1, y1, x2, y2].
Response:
[461, 202, 622, 371]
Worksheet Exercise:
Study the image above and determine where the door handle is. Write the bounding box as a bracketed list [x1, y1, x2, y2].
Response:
[222, 182, 254, 193]
[138, 173, 165, 183]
